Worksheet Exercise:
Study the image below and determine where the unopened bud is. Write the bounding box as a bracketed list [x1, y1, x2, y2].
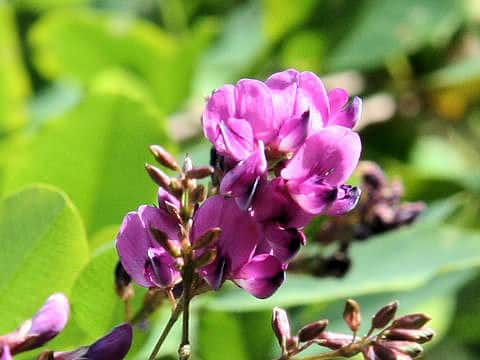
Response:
[372, 301, 398, 329]
[373, 343, 411, 360]
[362, 346, 377, 360]
[194, 248, 218, 268]
[186, 166, 214, 179]
[115, 261, 134, 300]
[359, 161, 386, 190]
[298, 320, 328, 342]
[391, 314, 431, 329]
[183, 154, 193, 173]
[285, 336, 299, 353]
[145, 163, 171, 189]
[150, 227, 181, 257]
[192, 227, 222, 250]
[317, 332, 355, 350]
[343, 299, 361, 332]
[149, 145, 179, 171]
[379, 341, 423, 358]
[272, 307, 291, 347]
[38, 351, 55, 360]
[190, 184, 207, 204]
[385, 328, 435, 344]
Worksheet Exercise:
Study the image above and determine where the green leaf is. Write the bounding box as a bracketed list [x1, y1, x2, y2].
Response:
[206, 222, 480, 311]
[0, 1, 30, 134]
[0, 185, 88, 333]
[29, 9, 214, 113]
[424, 57, 480, 89]
[328, 0, 464, 71]
[1, 81, 173, 234]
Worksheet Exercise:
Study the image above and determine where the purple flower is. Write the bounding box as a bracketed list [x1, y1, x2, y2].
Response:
[281, 126, 361, 215]
[0, 293, 69, 357]
[191, 195, 284, 298]
[51, 324, 132, 360]
[116, 202, 181, 289]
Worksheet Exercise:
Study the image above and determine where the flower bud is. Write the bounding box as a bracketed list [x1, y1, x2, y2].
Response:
[149, 145, 179, 171]
[372, 301, 398, 329]
[297, 320, 328, 342]
[182, 154, 193, 173]
[285, 336, 299, 353]
[272, 307, 291, 348]
[186, 166, 214, 179]
[37, 350, 54, 360]
[115, 261, 134, 301]
[194, 248, 218, 268]
[373, 343, 412, 360]
[145, 163, 171, 189]
[391, 314, 431, 329]
[343, 299, 361, 332]
[377, 341, 423, 358]
[190, 184, 207, 204]
[385, 328, 435, 344]
[317, 331, 355, 350]
[192, 227, 222, 250]
[150, 227, 181, 258]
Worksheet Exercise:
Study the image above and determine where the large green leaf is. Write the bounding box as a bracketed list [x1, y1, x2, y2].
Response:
[1, 80, 173, 234]
[0, 1, 30, 135]
[206, 218, 480, 311]
[29, 9, 214, 113]
[0, 185, 88, 333]
[328, 0, 464, 71]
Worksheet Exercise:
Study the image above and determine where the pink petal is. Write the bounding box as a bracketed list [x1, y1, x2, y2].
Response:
[329, 96, 362, 129]
[286, 180, 338, 215]
[281, 126, 361, 186]
[277, 110, 310, 152]
[262, 225, 306, 263]
[328, 88, 349, 113]
[295, 71, 329, 131]
[327, 185, 361, 216]
[265, 69, 299, 127]
[234, 79, 276, 142]
[233, 254, 285, 299]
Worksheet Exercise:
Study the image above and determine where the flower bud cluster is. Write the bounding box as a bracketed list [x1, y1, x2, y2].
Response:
[292, 161, 426, 278]
[272, 300, 434, 360]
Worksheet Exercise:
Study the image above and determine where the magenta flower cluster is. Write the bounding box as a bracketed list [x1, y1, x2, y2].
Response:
[116, 69, 362, 299]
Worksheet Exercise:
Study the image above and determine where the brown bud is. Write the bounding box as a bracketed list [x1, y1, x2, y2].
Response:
[297, 320, 328, 342]
[362, 346, 377, 360]
[391, 314, 431, 329]
[285, 336, 299, 353]
[190, 184, 207, 204]
[385, 328, 435, 344]
[186, 166, 214, 179]
[149, 145, 179, 171]
[115, 261, 134, 301]
[37, 350, 55, 360]
[317, 331, 355, 350]
[373, 343, 409, 360]
[150, 227, 181, 258]
[192, 227, 222, 250]
[343, 299, 361, 332]
[145, 163, 171, 189]
[194, 248, 218, 268]
[272, 307, 291, 348]
[372, 301, 398, 329]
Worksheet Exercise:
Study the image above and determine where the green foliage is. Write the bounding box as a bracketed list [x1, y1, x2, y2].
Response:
[0, 185, 88, 333]
[1, 81, 172, 234]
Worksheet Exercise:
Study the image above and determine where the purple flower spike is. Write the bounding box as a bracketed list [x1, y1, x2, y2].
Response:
[116, 205, 181, 289]
[192, 195, 259, 290]
[233, 254, 285, 299]
[0, 293, 69, 357]
[53, 324, 133, 360]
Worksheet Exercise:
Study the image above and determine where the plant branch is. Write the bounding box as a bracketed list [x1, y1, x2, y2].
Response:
[148, 303, 184, 360]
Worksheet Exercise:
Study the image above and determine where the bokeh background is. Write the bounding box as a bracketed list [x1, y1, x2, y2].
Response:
[0, 0, 480, 359]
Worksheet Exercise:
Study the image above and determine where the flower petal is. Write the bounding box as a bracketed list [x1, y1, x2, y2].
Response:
[262, 225, 306, 264]
[220, 143, 267, 210]
[265, 69, 299, 127]
[192, 195, 259, 279]
[277, 110, 310, 152]
[295, 71, 329, 131]
[329, 96, 362, 129]
[157, 187, 180, 210]
[327, 185, 361, 215]
[281, 126, 361, 186]
[328, 88, 349, 113]
[203, 84, 236, 144]
[235, 79, 276, 142]
[1, 346, 12, 360]
[145, 248, 180, 288]
[233, 254, 285, 299]
[286, 180, 338, 215]
[219, 117, 255, 160]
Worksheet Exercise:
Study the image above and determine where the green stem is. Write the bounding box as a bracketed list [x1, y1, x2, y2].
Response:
[179, 262, 194, 359]
[148, 304, 183, 360]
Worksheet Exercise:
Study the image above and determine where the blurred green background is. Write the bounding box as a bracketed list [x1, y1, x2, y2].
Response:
[0, 0, 480, 359]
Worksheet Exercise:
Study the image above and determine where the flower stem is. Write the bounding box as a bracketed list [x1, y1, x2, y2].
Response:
[179, 260, 194, 359]
[148, 304, 183, 360]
